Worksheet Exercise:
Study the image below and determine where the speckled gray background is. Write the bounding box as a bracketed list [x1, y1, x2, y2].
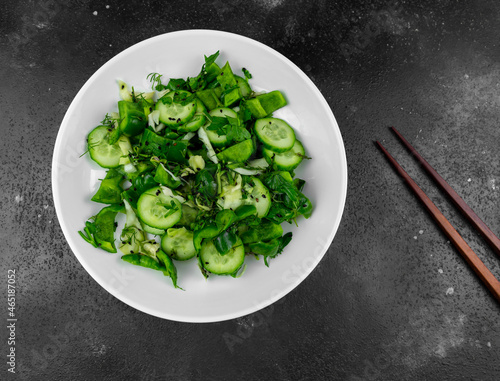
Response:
[2, 0, 500, 380]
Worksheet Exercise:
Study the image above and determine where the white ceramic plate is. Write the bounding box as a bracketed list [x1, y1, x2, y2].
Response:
[52, 30, 347, 323]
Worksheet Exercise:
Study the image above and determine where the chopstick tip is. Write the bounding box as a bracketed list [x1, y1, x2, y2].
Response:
[375, 140, 386, 152]
[390, 126, 403, 138]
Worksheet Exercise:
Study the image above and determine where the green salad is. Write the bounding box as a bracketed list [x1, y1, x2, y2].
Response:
[78, 51, 313, 289]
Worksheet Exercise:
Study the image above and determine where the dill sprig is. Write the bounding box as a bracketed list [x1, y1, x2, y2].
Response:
[147, 72, 166, 91]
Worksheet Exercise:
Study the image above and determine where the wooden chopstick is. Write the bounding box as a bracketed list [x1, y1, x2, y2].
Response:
[376, 140, 500, 303]
[391, 126, 500, 257]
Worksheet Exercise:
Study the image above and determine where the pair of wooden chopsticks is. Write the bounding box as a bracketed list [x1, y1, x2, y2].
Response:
[377, 127, 500, 303]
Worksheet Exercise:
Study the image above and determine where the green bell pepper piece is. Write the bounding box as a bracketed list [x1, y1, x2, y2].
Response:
[240, 220, 283, 244]
[195, 169, 218, 200]
[118, 101, 147, 137]
[193, 224, 220, 252]
[213, 229, 238, 256]
[193, 205, 257, 253]
[121, 250, 181, 289]
[91, 169, 123, 204]
[140, 128, 188, 163]
[78, 204, 122, 253]
[154, 163, 181, 189]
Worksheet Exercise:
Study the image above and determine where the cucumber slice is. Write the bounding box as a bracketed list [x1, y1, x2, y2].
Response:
[155, 90, 197, 128]
[195, 97, 207, 114]
[210, 107, 238, 118]
[206, 129, 228, 147]
[137, 186, 183, 229]
[141, 221, 165, 236]
[263, 140, 305, 171]
[205, 108, 238, 147]
[254, 118, 296, 153]
[177, 114, 206, 133]
[200, 238, 245, 275]
[177, 99, 207, 132]
[244, 177, 271, 218]
[161, 227, 196, 261]
[235, 75, 252, 97]
[176, 204, 198, 229]
[88, 125, 126, 168]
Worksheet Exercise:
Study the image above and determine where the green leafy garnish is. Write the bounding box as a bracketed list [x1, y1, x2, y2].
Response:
[147, 72, 167, 91]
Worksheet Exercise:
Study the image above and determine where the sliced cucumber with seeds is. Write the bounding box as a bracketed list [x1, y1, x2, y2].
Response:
[206, 128, 229, 147]
[235, 75, 252, 97]
[244, 177, 271, 218]
[177, 114, 206, 132]
[161, 227, 196, 261]
[177, 99, 207, 132]
[254, 117, 296, 153]
[200, 238, 245, 275]
[176, 204, 198, 229]
[137, 186, 183, 229]
[155, 90, 197, 128]
[195, 97, 207, 114]
[263, 140, 306, 171]
[141, 221, 165, 236]
[205, 107, 238, 147]
[88, 125, 128, 168]
[209, 107, 238, 118]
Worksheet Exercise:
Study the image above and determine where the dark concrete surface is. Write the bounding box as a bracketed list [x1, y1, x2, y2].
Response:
[2, 0, 500, 380]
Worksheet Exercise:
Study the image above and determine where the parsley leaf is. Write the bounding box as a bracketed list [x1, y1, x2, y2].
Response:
[173, 91, 196, 106]
[158, 94, 173, 105]
[206, 115, 250, 143]
[237, 104, 253, 124]
[225, 116, 251, 142]
[167, 78, 187, 91]
[161, 200, 179, 218]
[213, 229, 238, 255]
[206, 116, 229, 136]
[262, 172, 313, 218]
